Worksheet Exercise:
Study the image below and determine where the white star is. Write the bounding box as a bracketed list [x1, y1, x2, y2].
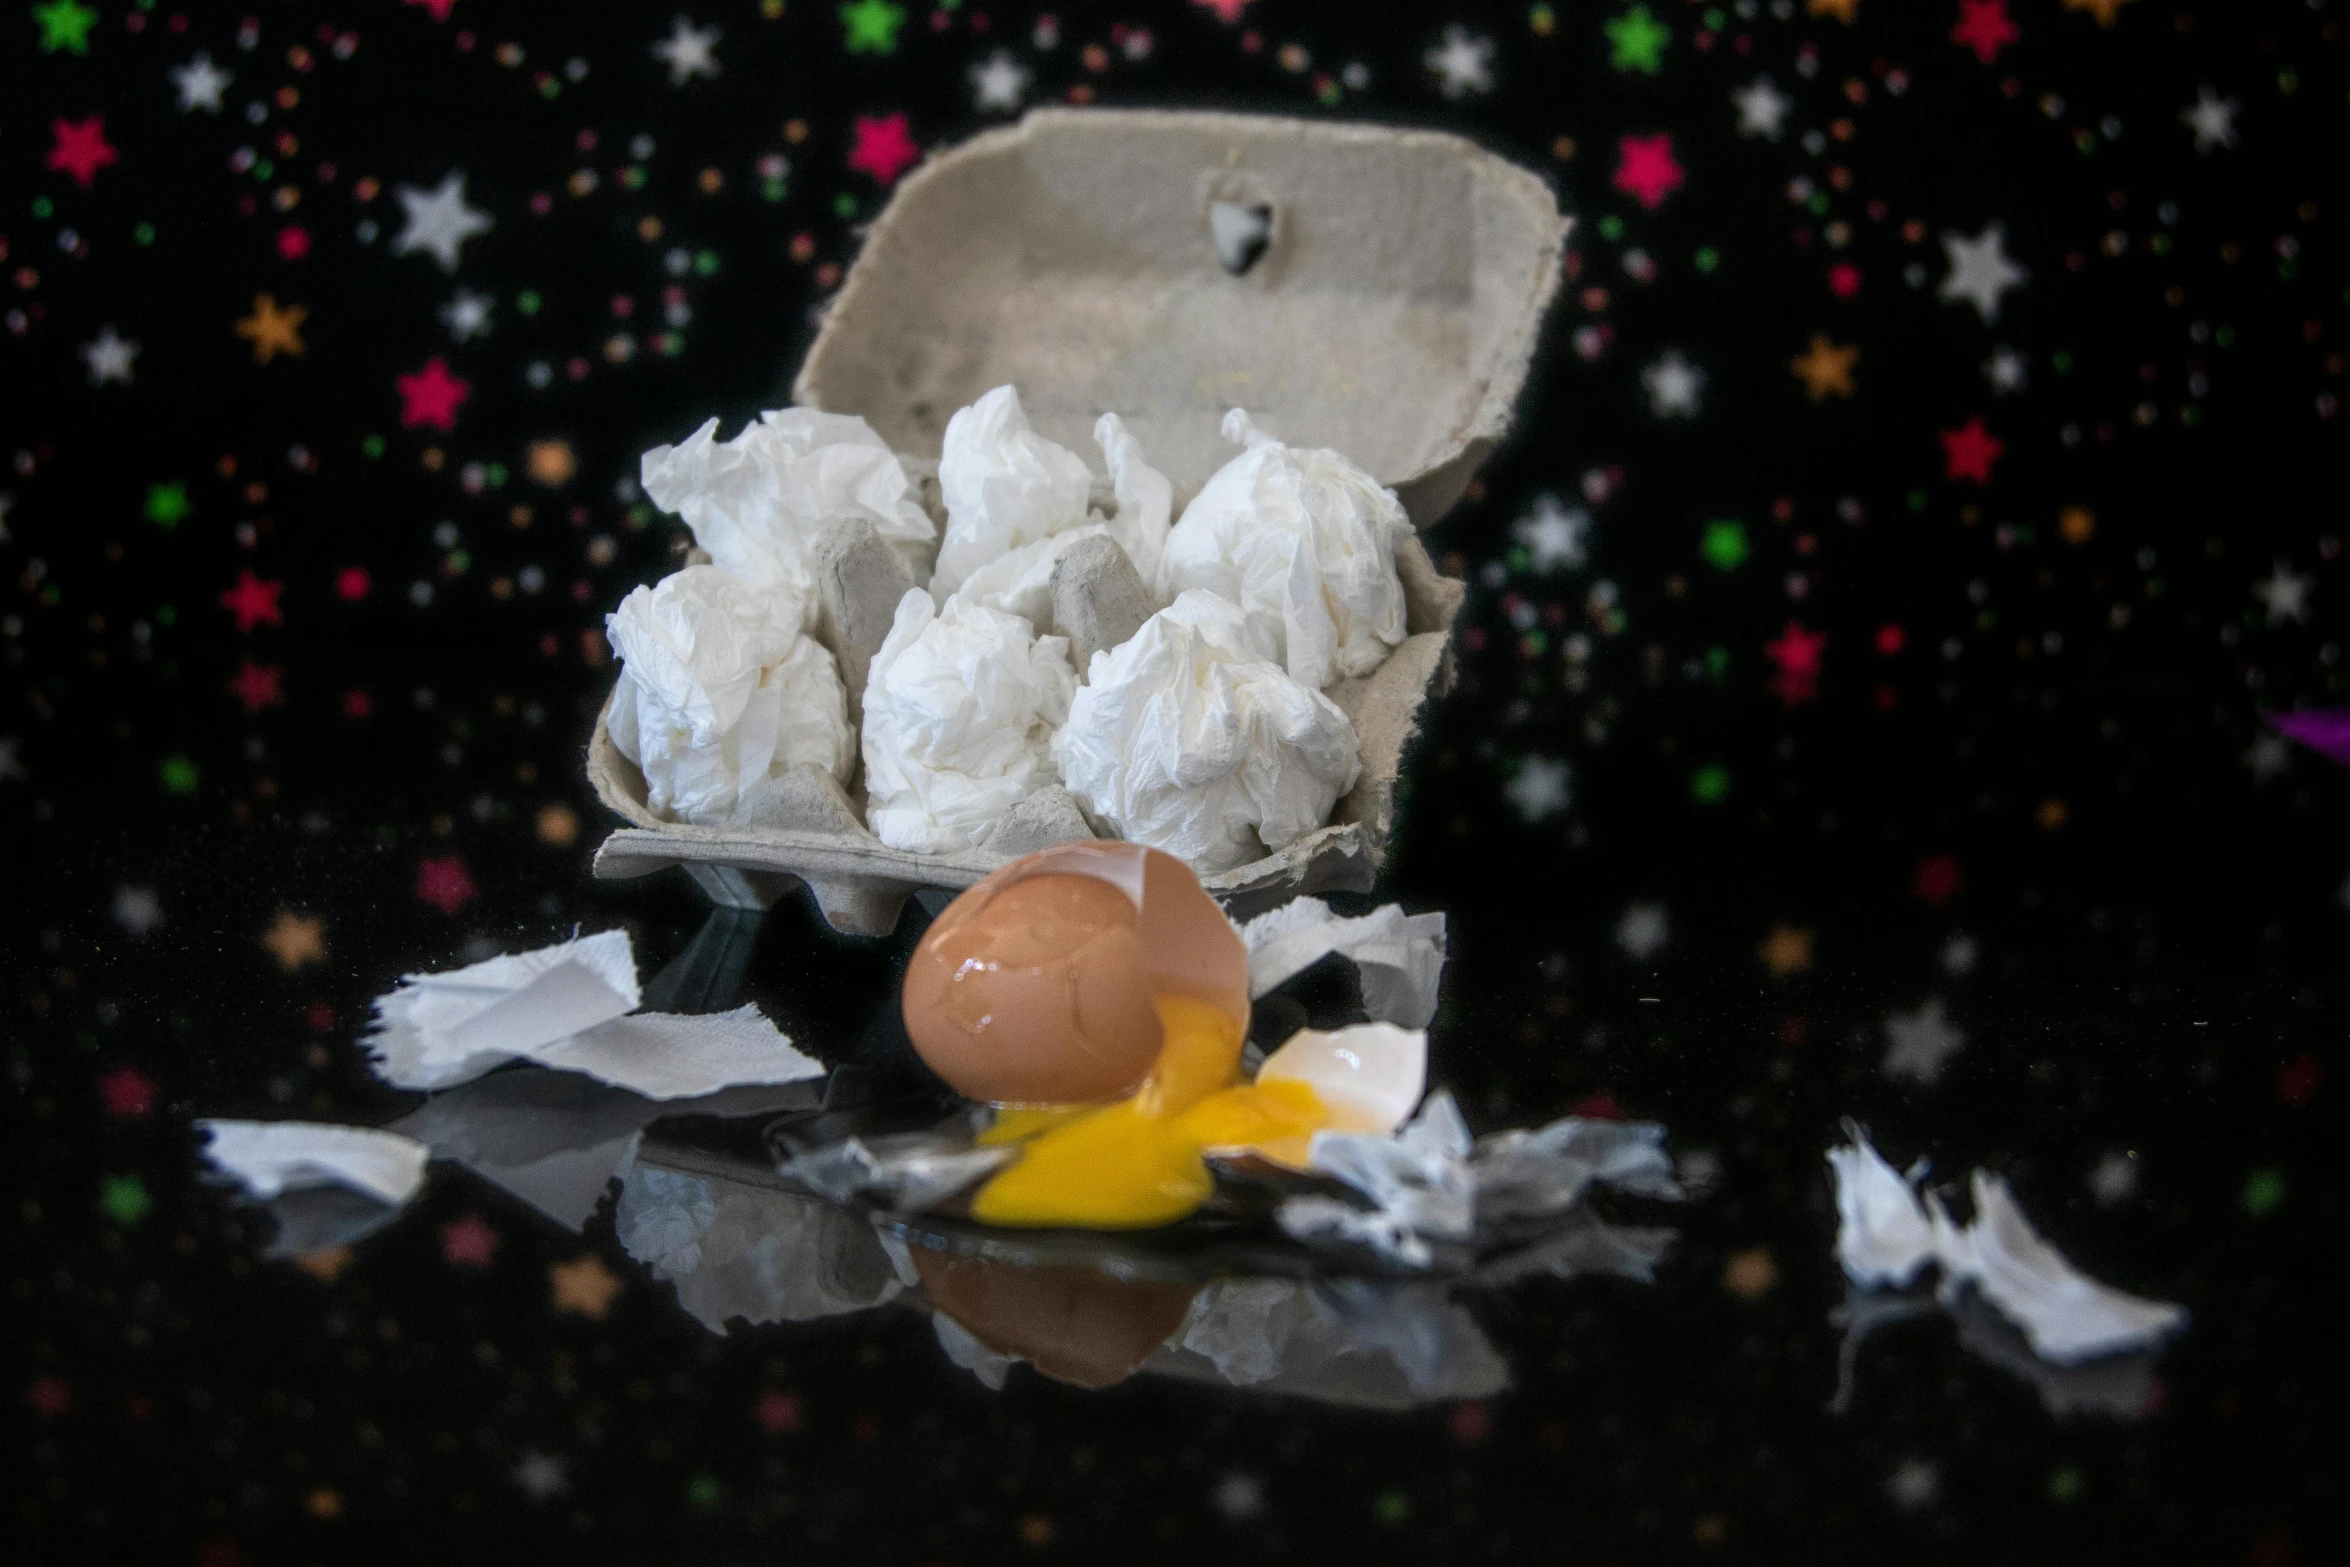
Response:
[1641, 350, 1704, 417]
[1616, 903, 1670, 960]
[1941, 933, 1979, 976]
[2181, 87, 2238, 152]
[391, 172, 492, 273]
[512, 1450, 569, 1500]
[1513, 493, 1590, 572]
[652, 16, 721, 86]
[1983, 345, 2028, 394]
[1938, 222, 2027, 324]
[1882, 997, 1965, 1084]
[1733, 76, 1791, 141]
[111, 885, 163, 935]
[1423, 25, 1494, 99]
[2254, 562, 2311, 624]
[169, 52, 232, 114]
[440, 288, 494, 343]
[1210, 1472, 1265, 1522]
[2089, 1151, 2139, 1205]
[1886, 1459, 1939, 1511]
[0, 734, 24, 783]
[1506, 756, 1572, 822]
[80, 325, 140, 386]
[970, 49, 1031, 113]
[2245, 731, 2291, 782]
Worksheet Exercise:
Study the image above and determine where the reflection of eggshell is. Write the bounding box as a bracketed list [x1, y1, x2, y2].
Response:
[1256, 1023, 1427, 1133]
[913, 1251, 1200, 1389]
[903, 842, 1247, 1104]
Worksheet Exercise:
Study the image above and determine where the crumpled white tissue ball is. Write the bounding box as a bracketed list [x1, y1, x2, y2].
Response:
[861, 589, 1078, 854]
[640, 406, 937, 602]
[943, 410, 1174, 635]
[605, 566, 855, 826]
[930, 385, 1096, 601]
[1160, 408, 1412, 690]
[1053, 589, 1362, 873]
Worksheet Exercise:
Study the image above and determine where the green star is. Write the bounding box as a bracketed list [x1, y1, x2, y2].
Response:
[33, 0, 97, 54]
[144, 481, 190, 529]
[1700, 518, 1749, 571]
[160, 754, 200, 795]
[840, 0, 905, 55]
[1690, 765, 1730, 805]
[1604, 5, 1670, 75]
[100, 1175, 150, 1225]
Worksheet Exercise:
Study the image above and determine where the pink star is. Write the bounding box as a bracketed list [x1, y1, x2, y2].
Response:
[1191, 0, 1252, 21]
[23, 1377, 70, 1418]
[1951, 0, 2020, 65]
[47, 116, 120, 188]
[219, 570, 285, 632]
[396, 358, 470, 430]
[441, 1214, 499, 1267]
[753, 1391, 803, 1433]
[1766, 622, 1827, 706]
[100, 1067, 157, 1118]
[405, 0, 457, 21]
[227, 661, 284, 714]
[335, 567, 372, 601]
[1940, 417, 2004, 483]
[847, 113, 921, 187]
[275, 225, 312, 261]
[1612, 133, 1684, 211]
[415, 854, 476, 914]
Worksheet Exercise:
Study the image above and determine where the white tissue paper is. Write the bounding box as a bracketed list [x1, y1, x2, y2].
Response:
[1053, 590, 1362, 873]
[860, 589, 1077, 853]
[1822, 1128, 2188, 1364]
[1278, 1090, 1476, 1268]
[1472, 1116, 1683, 1222]
[366, 929, 826, 1099]
[639, 406, 937, 594]
[197, 1120, 431, 1207]
[945, 411, 1174, 635]
[1160, 409, 1412, 690]
[1825, 1127, 1938, 1288]
[1239, 898, 1448, 1027]
[605, 566, 855, 826]
[930, 385, 1097, 600]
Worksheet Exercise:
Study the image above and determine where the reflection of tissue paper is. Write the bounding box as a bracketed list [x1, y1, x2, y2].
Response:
[1160, 1277, 1508, 1404]
[861, 589, 1077, 853]
[639, 407, 936, 593]
[197, 1119, 431, 1206]
[1240, 898, 1448, 1027]
[606, 566, 855, 827]
[1472, 1208, 1678, 1287]
[367, 930, 824, 1098]
[1824, 1127, 1937, 1287]
[1279, 1091, 1476, 1268]
[931, 386, 1096, 599]
[1053, 590, 1362, 873]
[1160, 409, 1411, 689]
[780, 1133, 1013, 1213]
[613, 1163, 902, 1332]
[1823, 1128, 2187, 1365]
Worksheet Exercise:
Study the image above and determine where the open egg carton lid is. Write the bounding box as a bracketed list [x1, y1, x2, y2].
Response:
[589, 108, 1568, 934]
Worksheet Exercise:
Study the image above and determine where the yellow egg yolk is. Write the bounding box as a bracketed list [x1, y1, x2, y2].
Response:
[969, 995, 1346, 1229]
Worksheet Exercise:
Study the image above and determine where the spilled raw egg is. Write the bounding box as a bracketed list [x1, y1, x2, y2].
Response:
[902, 844, 1429, 1228]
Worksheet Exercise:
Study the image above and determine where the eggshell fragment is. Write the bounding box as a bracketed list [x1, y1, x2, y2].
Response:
[1256, 1023, 1428, 1135]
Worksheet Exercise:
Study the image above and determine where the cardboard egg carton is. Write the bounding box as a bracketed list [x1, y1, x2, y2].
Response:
[588, 108, 1567, 933]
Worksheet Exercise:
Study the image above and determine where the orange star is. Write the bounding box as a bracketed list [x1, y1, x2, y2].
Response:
[1789, 335, 1858, 401]
[1723, 1247, 1779, 1301]
[1807, 0, 1861, 21]
[261, 909, 326, 971]
[235, 293, 308, 364]
[535, 803, 580, 846]
[2062, 0, 2135, 26]
[526, 438, 577, 487]
[1760, 924, 1814, 978]
[550, 1254, 624, 1318]
[292, 1246, 352, 1282]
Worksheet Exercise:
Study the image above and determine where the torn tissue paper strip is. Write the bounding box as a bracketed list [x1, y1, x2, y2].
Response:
[1053, 589, 1362, 873]
[1279, 1090, 1476, 1268]
[1824, 1128, 2188, 1364]
[860, 590, 1077, 853]
[605, 565, 855, 826]
[1825, 1126, 1938, 1288]
[1159, 409, 1412, 691]
[1240, 898, 1447, 1027]
[930, 385, 1097, 601]
[1472, 1116, 1682, 1223]
[197, 1119, 431, 1207]
[367, 930, 824, 1098]
[779, 1133, 1014, 1213]
[639, 406, 937, 596]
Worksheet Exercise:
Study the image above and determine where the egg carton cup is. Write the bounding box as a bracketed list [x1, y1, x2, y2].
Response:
[588, 108, 1566, 934]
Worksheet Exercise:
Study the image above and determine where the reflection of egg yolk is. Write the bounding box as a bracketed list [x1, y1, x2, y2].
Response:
[970, 996, 1346, 1228]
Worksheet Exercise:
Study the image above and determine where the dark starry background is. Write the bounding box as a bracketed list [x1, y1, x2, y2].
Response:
[5, 0, 2345, 1561]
